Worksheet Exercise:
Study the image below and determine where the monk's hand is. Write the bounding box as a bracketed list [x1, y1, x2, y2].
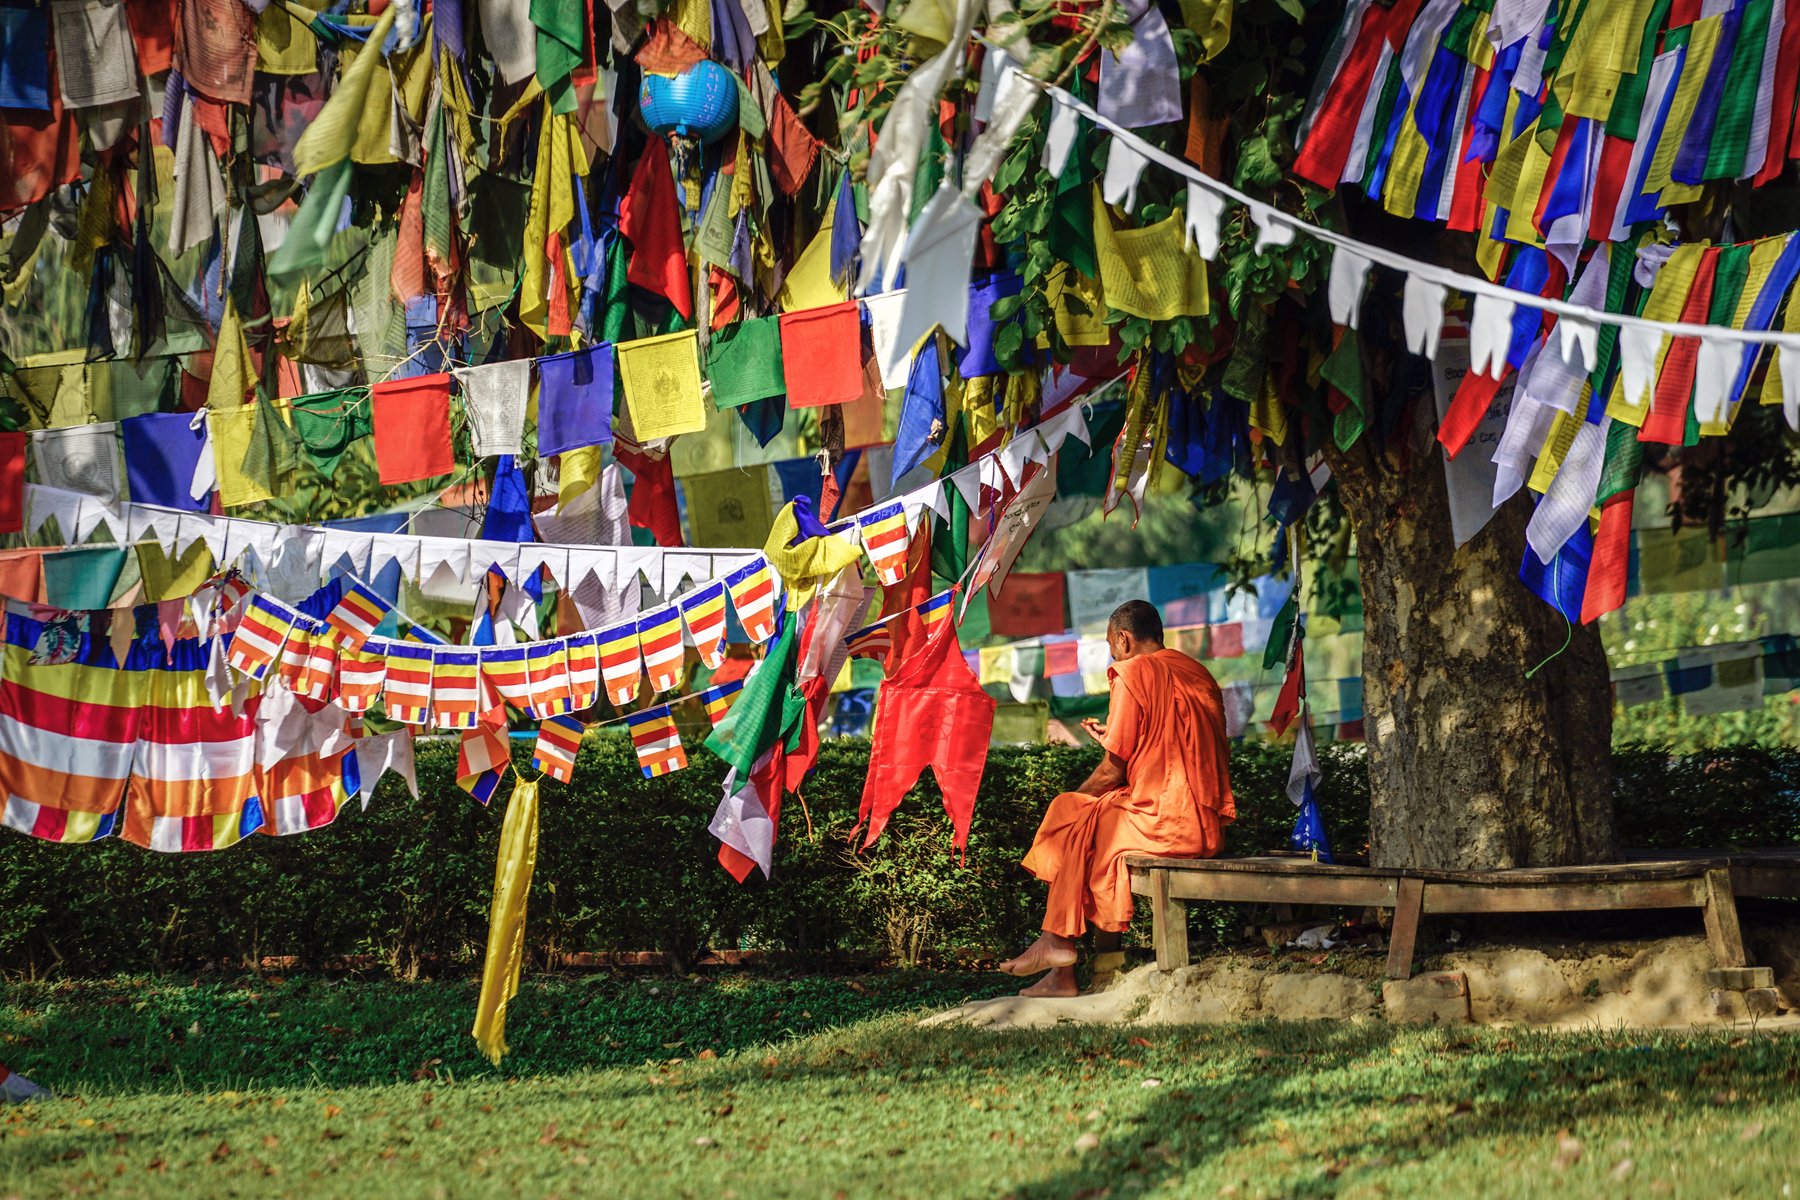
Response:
[1080, 718, 1107, 742]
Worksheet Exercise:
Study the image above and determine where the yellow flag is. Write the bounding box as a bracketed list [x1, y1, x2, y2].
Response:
[472, 777, 540, 1067]
[255, 4, 319, 76]
[207, 298, 256, 411]
[292, 4, 398, 177]
[519, 101, 583, 340]
[762, 502, 862, 611]
[779, 196, 848, 311]
[558, 446, 602, 508]
[618, 330, 707, 439]
[210, 405, 273, 508]
[1091, 188, 1209, 321]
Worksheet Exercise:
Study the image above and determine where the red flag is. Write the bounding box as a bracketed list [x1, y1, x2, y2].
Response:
[620, 137, 692, 318]
[370, 373, 454, 484]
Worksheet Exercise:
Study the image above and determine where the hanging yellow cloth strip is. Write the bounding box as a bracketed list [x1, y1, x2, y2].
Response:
[472, 776, 540, 1066]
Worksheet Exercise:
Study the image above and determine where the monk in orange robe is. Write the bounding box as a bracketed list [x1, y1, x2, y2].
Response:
[1000, 600, 1234, 996]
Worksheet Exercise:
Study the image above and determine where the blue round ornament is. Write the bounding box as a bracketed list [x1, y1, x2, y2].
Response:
[639, 61, 740, 144]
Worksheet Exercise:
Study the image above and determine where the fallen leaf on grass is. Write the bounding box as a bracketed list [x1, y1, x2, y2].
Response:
[1129, 1037, 1152, 1049]
[1740, 1122, 1764, 1141]
[1610, 1159, 1633, 1182]
[1552, 1132, 1583, 1170]
[1074, 1133, 1101, 1153]
[209, 1141, 231, 1163]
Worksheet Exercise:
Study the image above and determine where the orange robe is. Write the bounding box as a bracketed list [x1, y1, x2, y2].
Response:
[1022, 648, 1234, 938]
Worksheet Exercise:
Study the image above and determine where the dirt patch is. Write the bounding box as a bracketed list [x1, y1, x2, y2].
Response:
[925, 933, 1800, 1031]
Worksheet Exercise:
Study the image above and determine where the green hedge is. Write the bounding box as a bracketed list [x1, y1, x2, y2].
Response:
[1, 737, 1795, 976]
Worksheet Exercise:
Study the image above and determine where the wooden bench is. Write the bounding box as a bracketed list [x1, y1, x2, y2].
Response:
[1124, 850, 1800, 980]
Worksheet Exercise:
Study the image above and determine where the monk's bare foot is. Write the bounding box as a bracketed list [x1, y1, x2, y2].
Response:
[997, 933, 1078, 976]
[1019, 967, 1080, 998]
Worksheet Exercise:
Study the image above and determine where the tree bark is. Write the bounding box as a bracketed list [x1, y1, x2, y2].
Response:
[1324, 389, 1618, 870]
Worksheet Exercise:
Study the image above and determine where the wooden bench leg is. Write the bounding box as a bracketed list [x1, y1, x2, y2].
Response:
[1150, 868, 1189, 972]
[1701, 867, 1749, 969]
[1385, 877, 1425, 980]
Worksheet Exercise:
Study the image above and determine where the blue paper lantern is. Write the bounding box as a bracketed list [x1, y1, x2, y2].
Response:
[640, 62, 740, 145]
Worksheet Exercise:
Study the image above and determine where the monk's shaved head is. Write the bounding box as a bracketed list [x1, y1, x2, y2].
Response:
[1108, 600, 1163, 644]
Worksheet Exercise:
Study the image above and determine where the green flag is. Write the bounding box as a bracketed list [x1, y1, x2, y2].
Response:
[704, 611, 806, 778]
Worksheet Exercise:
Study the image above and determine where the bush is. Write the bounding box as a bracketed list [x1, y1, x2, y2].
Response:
[0, 736, 1792, 976]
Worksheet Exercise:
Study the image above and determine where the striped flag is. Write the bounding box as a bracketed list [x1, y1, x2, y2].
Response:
[273, 617, 320, 694]
[457, 721, 510, 805]
[430, 648, 484, 730]
[227, 594, 296, 681]
[382, 642, 435, 724]
[844, 620, 893, 662]
[637, 605, 685, 693]
[3, 795, 119, 843]
[532, 713, 586, 783]
[678, 582, 730, 669]
[324, 582, 389, 650]
[697, 677, 744, 727]
[598, 620, 643, 705]
[403, 623, 447, 645]
[296, 632, 340, 702]
[526, 639, 573, 718]
[565, 632, 600, 711]
[481, 645, 533, 712]
[337, 642, 388, 713]
[725, 556, 779, 644]
[145, 796, 267, 853]
[627, 705, 687, 778]
[857, 502, 912, 585]
[919, 589, 955, 627]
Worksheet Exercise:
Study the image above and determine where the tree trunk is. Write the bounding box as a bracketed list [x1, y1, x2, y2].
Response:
[1324, 391, 1618, 870]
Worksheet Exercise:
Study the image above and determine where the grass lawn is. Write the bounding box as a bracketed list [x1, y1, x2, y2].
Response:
[4, 972, 1798, 1198]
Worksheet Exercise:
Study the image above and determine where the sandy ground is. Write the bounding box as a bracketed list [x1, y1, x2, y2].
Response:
[925, 933, 1800, 1031]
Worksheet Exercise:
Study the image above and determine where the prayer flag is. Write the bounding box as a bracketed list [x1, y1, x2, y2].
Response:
[704, 316, 785, 408]
[565, 632, 601, 710]
[121, 414, 208, 513]
[637, 604, 685, 693]
[627, 705, 687, 777]
[845, 619, 892, 663]
[725, 556, 779, 643]
[526, 639, 574, 718]
[382, 642, 435, 724]
[471, 777, 538, 1066]
[370, 372, 455, 484]
[324, 581, 389, 650]
[295, 629, 339, 702]
[337, 642, 388, 713]
[857, 502, 912, 585]
[617, 330, 706, 439]
[919, 589, 955, 627]
[482, 645, 534, 712]
[3, 794, 119, 844]
[678, 582, 729, 669]
[597, 620, 644, 706]
[272, 615, 318, 695]
[431, 648, 484, 730]
[536, 344, 616, 455]
[779, 301, 864, 408]
[697, 677, 744, 726]
[533, 713, 586, 783]
[228, 594, 296, 681]
[456, 721, 511, 805]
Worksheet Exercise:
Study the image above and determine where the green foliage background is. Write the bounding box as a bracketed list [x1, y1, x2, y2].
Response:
[2, 735, 1793, 978]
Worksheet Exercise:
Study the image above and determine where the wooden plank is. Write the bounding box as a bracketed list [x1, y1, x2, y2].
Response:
[1728, 865, 1800, 898]
[1701, 867, 1750, 969]
[1421, 878, 1705, 914]
[1125, 854, 1402, 878]
[1149, 868, 1189, 972]
[1127, 868, 1399, 908]
[1386, 877, 1425, 980]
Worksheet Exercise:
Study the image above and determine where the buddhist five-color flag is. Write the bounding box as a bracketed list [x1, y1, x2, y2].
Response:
[295, 631, 339, 702]
[533, 713, 585, 783]
[627, 705, 687, 777]
[481, 645, 533, 712]
[431, 648, 484, 730]
[678, 581, 729, 668]
[857, 502, 912, 585]
[457, 721, 510, 805]
[919, 589, 954, 626]
[273, 616, 320, 695]
[637, 604, 685, 693]
[382, 641, 435, 724]
[725, 556, 779, 643]
[3, 795, 119, 843]
[697, 677, 744, 726]
[337, 642, 387, 713]
[565, 632, 600, 710]
[844, 620, 893, 661]
[324, 581, 389, 650]
[526, 639, 573, 718]
[597, 620, 642, 705]
[228, 594, 296, 680]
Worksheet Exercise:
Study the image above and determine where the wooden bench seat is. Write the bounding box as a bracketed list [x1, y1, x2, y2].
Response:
[1124, 850, 1800, 979]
